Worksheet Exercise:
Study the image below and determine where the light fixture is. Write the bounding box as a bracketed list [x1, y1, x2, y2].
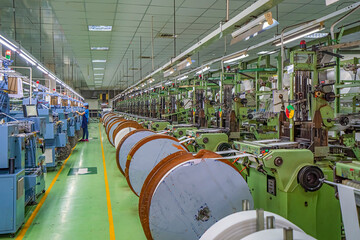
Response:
[176, 57, 192, 71]
[163, 67, 175, 78]
[91, 47, 109, 50]
[305, 32, 328, 39]
[94, 73, 104, 76]
[94, 68, 105, 71]
[273, 23, 325, 46]
[48, 74, 56, 80]
[196, 66, 210, 75]
[231, 12, 277, 45]
[257, 50, 276, 55]
[92, 60, 107, 63]
[244, 20, 279, 41]
[37, 65, 48, 74]
[19, 53, 36, 65]
[0, 37, 17, 51]
[223, 52, 249, 64]
[1, 32, 84, 100]
[178, 75, 188, 81]
[0, 69, 15, 73]
[88, 26, 112, 31]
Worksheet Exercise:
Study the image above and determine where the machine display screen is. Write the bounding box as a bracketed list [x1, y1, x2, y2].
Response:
[23, 105, 38, 117]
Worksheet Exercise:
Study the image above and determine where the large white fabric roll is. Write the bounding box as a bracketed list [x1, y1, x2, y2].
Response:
[200, 210, 304, 240]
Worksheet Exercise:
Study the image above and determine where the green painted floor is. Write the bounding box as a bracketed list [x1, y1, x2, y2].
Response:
[1, 123, 146, 240]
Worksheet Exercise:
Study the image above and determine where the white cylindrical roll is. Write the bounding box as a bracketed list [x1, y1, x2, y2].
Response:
[127, 136, 188, 196]
[114, 127, 136, 148]
[147, 158, 253, 240]
[118, 130, 155, 173]
[242, 80, 253, 91]
[242, 228, 315, 240]
[200, 210, 303, 240]
[259, 86, 271, 102]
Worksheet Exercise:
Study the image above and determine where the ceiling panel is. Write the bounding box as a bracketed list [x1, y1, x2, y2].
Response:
[0, 0, 358, 91]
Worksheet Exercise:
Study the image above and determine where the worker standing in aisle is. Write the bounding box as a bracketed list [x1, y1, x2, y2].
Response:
[76, 103, 89, 142]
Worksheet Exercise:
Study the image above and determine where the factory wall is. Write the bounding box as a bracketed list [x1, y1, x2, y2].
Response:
[85, 99, 99, 110]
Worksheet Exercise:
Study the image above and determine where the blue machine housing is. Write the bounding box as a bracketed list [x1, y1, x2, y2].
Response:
[54, 109, 68, 133]
[66, 110, 75, 137]
[0, 169, 25, 235]
[22, 121, 46, 204]
[7, 113, 47, 206]
[0, 123, 26, 234]
[38, 108, 57, 167]
[75, 114, 81, 131]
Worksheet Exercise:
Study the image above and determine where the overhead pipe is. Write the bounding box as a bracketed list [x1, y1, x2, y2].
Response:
[330, 4, 360, 40]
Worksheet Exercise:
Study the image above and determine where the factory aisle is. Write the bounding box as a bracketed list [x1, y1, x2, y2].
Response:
[0, 123, 145, 240]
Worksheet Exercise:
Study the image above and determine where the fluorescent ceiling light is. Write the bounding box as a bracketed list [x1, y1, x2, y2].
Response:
[223, 53, 249, 64]
[19, 53, 36, 66]
[232, 12, 271, 38]
[257, 50, 277, 55]
[305, 32, 328, 39]
[94, 73, 104, 76]
[258, 51, 270, 55]
[95, 77, 103, 80]
[48, 74, 56, 80]
[91, 47, 109, 50]
[231, 12, 277, 45]
[274, 23, 325, 46]
[0, 69, 15, 73]
[37, 65, 48, 74]
[244, 20, 278, 41]
[163, 67, 175, 78]
[88, 25, 112, 31]
[94, 68, 105, 70]
[178, 75, 188, 81]
[0, 38, 17, 51]
[196, 66, 210, 75]
[176, 57, 192, 71]
[92, 60, 107, 63]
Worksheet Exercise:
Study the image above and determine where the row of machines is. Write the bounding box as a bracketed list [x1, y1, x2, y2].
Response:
[0, 57, 84, 236]
[102, 112, 315, 240]
[110, 41, 360, 239]
[12, 88, 84, 167]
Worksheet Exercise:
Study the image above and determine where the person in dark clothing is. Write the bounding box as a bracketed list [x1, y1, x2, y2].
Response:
[76, 103, 89, 142]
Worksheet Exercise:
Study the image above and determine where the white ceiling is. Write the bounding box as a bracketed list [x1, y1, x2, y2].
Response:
[0, 0, 359, 92]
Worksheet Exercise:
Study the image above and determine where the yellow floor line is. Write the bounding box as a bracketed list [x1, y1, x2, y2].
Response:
[99, 123, 116, 240]
[16, 144, 77, 240]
